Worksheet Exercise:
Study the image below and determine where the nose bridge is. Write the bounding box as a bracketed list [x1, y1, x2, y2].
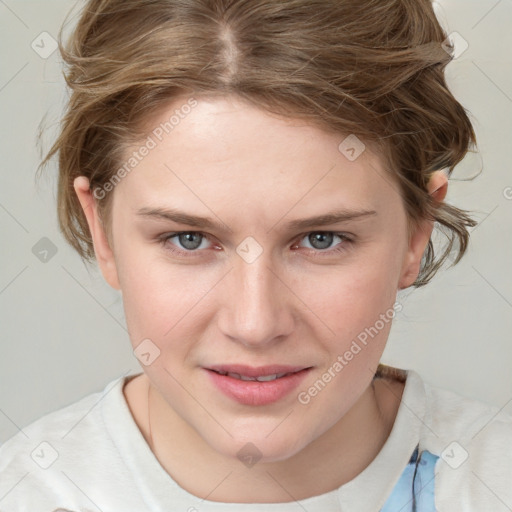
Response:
[219, 248, 293, 347]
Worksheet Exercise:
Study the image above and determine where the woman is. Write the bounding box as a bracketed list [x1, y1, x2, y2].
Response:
[1, 1, 511, 510]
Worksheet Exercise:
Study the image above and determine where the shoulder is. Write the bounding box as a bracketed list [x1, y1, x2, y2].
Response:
[0, 376, 126, 511]
[421, 377, 512, 450]
[416, 373, 512, 511]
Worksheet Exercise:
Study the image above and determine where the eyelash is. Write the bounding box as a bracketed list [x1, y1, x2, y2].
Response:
[156, 231, 354, 259]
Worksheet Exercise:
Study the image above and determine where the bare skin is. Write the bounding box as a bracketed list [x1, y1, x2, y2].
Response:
[123, 371, 405, 500]
[74, 95, 447, 503]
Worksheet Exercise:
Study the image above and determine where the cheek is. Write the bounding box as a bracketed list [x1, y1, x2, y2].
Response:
[298, 253, 402, 391]
[303, 259, 400, 395]
[295, 265, 399, 438]
[115, 247, 175, 342]
[303, 246, 402, 333]
[117, 251, 217, 348]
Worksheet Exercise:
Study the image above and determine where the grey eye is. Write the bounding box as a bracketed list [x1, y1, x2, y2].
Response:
[305, 232, 335, 250]
[176, 232, 204, 250]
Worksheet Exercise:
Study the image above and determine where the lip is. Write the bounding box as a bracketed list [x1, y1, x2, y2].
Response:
[204, 365, 312, 406]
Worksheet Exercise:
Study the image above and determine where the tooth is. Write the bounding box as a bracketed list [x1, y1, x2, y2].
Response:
[221, 371, 291, 382]
[227, 372, 258, 380]
[256, 374, 278, 382]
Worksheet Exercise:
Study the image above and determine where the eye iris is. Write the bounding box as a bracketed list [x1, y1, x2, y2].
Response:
[309, 232, 333, 250]
[179, 232, 202, 250]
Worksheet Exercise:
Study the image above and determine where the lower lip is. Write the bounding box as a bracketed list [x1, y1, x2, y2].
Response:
[205, 368, 312, 406]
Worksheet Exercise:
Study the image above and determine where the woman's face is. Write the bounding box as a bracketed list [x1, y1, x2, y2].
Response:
[81, 95, 432, 462]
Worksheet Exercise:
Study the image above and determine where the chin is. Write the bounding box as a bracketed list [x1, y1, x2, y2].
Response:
[207, 427, 310, 466]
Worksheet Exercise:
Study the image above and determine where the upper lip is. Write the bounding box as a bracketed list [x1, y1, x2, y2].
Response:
[206, 364, 311, 377]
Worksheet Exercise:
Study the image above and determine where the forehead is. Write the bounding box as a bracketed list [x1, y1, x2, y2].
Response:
[116, 96, 400, 218]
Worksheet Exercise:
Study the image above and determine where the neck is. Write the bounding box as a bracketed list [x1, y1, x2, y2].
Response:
[142, 375, 403, 503]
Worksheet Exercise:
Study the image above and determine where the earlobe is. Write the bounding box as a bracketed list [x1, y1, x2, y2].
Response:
[73, 176, 121, 290]
[397, 219, 434, 289]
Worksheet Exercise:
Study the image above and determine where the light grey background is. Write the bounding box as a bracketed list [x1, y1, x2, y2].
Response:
[1, 0, 511, 445]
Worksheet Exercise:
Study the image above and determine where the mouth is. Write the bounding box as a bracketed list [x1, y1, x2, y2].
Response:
[206, 364, 312, 382]
[208, 370, 298, 382]
[206, 364, 312, 380]
[204, 365, 313, 406]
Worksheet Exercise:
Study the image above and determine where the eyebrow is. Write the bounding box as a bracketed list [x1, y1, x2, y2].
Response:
[136, 206, 377, 232]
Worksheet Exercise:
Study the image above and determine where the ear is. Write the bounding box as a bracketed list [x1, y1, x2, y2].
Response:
[398, 170, 448, 289]
[73, 176, 121, 290]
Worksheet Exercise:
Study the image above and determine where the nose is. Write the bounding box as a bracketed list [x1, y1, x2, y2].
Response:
[217, 251, 295, 349]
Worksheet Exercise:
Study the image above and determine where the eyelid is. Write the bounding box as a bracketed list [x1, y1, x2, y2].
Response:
[158, 230, 354, 256]
[293, 231, 354, 253]
[157, 231, 216, 250]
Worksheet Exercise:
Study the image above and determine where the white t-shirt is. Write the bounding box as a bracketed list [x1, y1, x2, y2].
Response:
[1, 368, 511, 511]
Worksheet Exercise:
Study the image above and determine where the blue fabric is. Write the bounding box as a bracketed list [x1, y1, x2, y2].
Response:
[380, 445, 439, 511]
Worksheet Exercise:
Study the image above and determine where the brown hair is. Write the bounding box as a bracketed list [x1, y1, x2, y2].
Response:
[37, 0, 478, 287]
